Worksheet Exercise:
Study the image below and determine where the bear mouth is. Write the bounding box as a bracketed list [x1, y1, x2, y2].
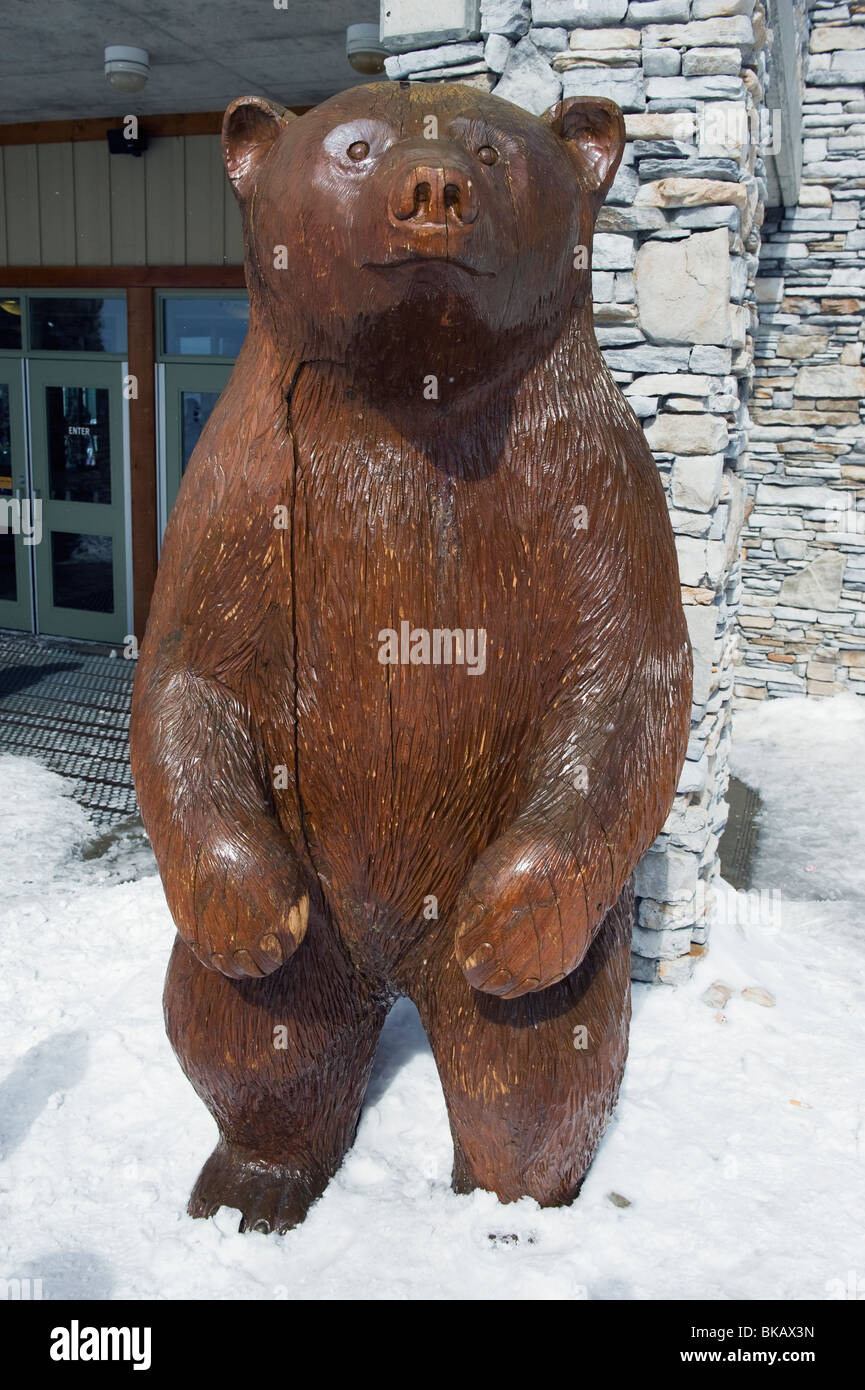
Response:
[363, 257, 495, 279]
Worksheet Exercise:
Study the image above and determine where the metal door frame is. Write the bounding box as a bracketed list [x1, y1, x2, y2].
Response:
[26, 355, 130, 643]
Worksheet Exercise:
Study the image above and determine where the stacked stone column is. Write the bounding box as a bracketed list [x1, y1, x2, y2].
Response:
[737, 0, 865, 700]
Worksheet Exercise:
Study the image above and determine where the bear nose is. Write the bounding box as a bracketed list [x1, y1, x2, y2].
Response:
[389, 164, 477, 228]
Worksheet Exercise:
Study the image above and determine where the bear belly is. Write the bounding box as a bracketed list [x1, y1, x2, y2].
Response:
[287, 603, 537, 975]
[268, 372, 580, 977]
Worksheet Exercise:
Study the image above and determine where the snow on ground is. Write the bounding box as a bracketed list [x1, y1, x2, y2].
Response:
[0, 696, 863, 1301]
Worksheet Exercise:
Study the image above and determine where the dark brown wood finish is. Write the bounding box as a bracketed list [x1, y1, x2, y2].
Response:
[130, 83, 693, 1233]
[0, 267, 245, 287]
[0, 110, 310, 145]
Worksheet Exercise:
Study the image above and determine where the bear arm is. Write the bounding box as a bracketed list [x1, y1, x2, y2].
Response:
[130, 654, 308, 980]
[455, 632, 691, 999]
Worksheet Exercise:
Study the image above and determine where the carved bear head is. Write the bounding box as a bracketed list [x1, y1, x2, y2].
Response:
[223, 82, 624, 394]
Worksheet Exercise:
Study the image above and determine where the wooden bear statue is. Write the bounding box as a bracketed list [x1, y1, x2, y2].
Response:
[130, 82, 693, 1234]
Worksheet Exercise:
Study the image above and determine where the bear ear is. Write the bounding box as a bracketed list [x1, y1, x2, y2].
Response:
[542, 96, 626, 206]
[222, 95, 294, 198]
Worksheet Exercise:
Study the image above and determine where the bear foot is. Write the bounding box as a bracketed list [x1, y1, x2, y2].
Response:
[451, 1137, 586, 1208]
[188, 1140, 327, 1234]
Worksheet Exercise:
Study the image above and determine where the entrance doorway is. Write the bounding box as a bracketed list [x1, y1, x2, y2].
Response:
[162, 363, 232, 524]
[0, 287, 248, 643]
[0, 292, 130, 643]
[157, 293, 247, 533]
[28, 361, 128, 642]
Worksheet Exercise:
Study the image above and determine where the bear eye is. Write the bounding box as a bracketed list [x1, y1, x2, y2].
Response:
[347, 140, 370, 161]
[477, 145, 498, 165]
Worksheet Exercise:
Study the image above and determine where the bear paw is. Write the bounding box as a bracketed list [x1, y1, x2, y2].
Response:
[170, 823, 310, 979]
[454, 841, 593, 999]
[191, 884, 309, 980]
[188, 1141, 327, 1235]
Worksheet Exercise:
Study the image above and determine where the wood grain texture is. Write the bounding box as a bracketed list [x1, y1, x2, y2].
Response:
[0, 266, 245, 286]
[0, 110, 311, 147]
[130, 82, 693, 1233]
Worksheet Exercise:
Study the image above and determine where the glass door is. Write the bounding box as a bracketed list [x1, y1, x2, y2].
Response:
[163, 363, 231, 524]
[0, 361, 34, 631]
[27, 360, 128, 643]
[157, 292, 247, 535]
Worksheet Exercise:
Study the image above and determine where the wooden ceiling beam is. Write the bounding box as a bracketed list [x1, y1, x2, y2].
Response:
[0, 109, 311, 146]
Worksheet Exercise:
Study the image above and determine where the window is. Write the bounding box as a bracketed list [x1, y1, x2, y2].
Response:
[45, 385, 112, 504]
[162, 297, 249, 358]
[0, 298, 22, 351]
[29, 297, 127, 354]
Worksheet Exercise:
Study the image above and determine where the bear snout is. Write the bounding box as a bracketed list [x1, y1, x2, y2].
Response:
[388, 161, 477, 231]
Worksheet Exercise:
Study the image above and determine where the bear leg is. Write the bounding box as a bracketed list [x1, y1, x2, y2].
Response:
[415, 884, 633, 1207]
[164, 909, 390, 1233]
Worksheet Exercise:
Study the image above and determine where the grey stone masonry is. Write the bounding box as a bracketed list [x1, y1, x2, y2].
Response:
[384, 0, 773, 983]
[737, 0, 865, 702]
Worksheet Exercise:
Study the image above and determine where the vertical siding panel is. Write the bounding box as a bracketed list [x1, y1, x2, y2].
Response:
[38, 144, 76, 263]
[110, 153, 147, 265]
[184, 135, 225, 264]
[145, 135, 185, 264]
[73, 142, 112, 265]
[223, 170, 243, 265]
[0, 149, 8, 265]
[4, 146, 42, 265]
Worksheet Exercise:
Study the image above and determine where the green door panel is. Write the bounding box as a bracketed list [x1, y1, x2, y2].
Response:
[163, 362, 231, 528]
[28, 359, 128, 643]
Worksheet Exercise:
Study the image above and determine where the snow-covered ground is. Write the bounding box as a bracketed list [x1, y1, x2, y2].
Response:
[1, 696, 863, 1301]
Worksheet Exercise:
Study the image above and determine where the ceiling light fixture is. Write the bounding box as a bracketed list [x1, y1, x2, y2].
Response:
[346, 24, 388, 75]
[104, 45, 150, 94]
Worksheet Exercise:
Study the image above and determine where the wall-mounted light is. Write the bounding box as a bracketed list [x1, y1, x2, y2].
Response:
[346, 24, 388, 75]
[104, 45, 150, 94]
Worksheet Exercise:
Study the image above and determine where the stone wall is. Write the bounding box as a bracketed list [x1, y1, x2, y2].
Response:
[737, 0, 865, 701]
[384, 0, 772, 982]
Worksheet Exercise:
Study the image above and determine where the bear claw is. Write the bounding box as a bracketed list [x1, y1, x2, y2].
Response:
[187, 1140, 326, 1235]
[258, 933, 284, 965]
[462, 942, 495, 972]
[232, 948, 263, 977]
